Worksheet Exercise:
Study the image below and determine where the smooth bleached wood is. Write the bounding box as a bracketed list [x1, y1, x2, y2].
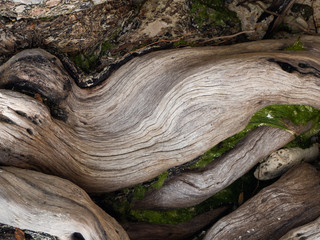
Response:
[1, 36, 320, 192]
[134, 125, 309, 210]
[203, 163, 320, 240]
[0, 167, 129, 240]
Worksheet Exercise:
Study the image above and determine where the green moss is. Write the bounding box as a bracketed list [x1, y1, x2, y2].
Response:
[70, 53, 99, 74]
[249, 105, 320, 149]
[190, 0, 239, 28]
[100, 104, 320, 226]
[173, 39, 189, 48]
[190, 129, 250, 169]
[152, 172, 169, 189]
[130, 171, 169, 203]
[101, 41, 113, 54]
[129, 169, 261, 225]
[191, 105, 320, 169]
[284, 38, 305, 51]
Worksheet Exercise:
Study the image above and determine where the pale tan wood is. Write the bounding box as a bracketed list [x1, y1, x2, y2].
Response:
[134, 125, 310, 210]
[203, 163, 320, 240]
[1, 36, 320, 193]
[0, 166, 129, 240]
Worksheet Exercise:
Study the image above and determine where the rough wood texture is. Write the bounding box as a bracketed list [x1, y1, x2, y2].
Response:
[279, 216, 320, 240]
[134, 125, 308, 210]
[203, 163, 320, 240]
[0, 166, 129, 240]
[1, 36, 320, 193]
[0, 1, 132, 55]
[123, 206, 228, 240]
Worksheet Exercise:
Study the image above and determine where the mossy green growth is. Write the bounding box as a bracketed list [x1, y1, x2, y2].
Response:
[129, 164, 266, 225]
[190, 105, 320, 169]
[70, 53, 99, 74]
[284, 38, 305, 51]
[173, 39, 189, 48]
[152, 171, 169, 189]
[130, 173, 252, 225]
[189, 129, 250, 169]
[101, 41, 113, 54]
[251, 105, 320, 148]
[190, 0, 239, 28]
[100, 105, 320, 226]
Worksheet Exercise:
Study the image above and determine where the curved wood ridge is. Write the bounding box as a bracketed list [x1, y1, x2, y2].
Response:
[1, 36, 320, 193]
[204, 163, 320, 240]
[134, 125, 309, 210]
[0, 167, 129, 240]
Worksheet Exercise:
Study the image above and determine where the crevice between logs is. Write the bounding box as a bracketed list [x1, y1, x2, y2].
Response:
[204, 163, 320, 240]
[134, 123, 311, 209]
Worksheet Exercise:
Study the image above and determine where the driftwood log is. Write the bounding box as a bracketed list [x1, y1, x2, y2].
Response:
[279, 215, 320, 240]
[203, 163, 320, 240]
[134, 125, 310, 210]
[123, 206, 228, 240]
[2, 35, 320, 238]
[0, 166, 129, 240]
[1, 36, 320, 194]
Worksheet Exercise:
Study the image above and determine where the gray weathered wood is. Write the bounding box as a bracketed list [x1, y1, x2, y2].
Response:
[280, 216, 320, 240]
[134, 125, 310, 210]
[0, 166, 129, 240]
[1, 36, 320, 193]
[203, 163, 320, 240]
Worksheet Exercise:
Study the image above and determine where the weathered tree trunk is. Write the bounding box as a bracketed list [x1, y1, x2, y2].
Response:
[0, 166, 129, 240]
[2, 1, 320, 239]
[203, 163, 320, 240]
[1, 36, 320, 193]
[134, 124, 311, 210]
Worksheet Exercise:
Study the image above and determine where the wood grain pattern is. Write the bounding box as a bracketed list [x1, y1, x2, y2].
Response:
[0, 166, 129, 240]
[280, 216, 320, 240]
[134, 125, 310, 210]
[1, 36, 320, 193]
[203, 163, 320, 240]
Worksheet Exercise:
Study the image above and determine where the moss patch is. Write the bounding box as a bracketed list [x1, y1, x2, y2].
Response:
[284, 38, 305, 51]
[97, 104, 320, 226]
[193, 105, 320, 168]
[69, 53, 99, 74]
[190, 0, 239, 29]
[101, 41, 113, 54]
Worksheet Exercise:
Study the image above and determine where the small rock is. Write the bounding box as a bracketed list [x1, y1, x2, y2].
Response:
[254, 143, 319, 180]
